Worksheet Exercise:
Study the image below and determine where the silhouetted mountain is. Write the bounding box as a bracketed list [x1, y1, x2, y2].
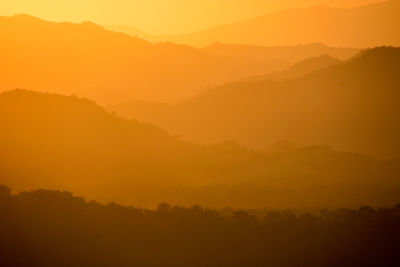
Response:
[249, 54, 342, 81]
[1, 89, 399, 208]
[130, 0, 400, 47]
[111, 47, 400, 158]
[0, 15, 358, 104]
[110, 54, 343, 126]
[202, 42, 356, 63]
[1, 185, 400, 266]
[106, 24, 153, 40]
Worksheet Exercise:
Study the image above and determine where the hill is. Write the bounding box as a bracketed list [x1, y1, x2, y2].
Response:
[1, 89, 400, 208]
[130, 0, 400, 47]
[1, 185, 400, 266]
[110, 47, 400, 158]
[0, 15, 358, 104]
[106, 24, 154, 41]
[110, 54, 344, 122]
[248, 54, 342, 81]
[202, 43, 356, 62]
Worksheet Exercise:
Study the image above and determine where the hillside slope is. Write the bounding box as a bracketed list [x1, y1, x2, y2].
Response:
[248, 54, 342, 81]
[111, 47, 400, 158]
[1, 89, 399, 208]
[0, 15, 358, 104]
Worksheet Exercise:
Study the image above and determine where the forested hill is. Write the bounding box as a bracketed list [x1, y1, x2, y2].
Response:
[0, 89, 399, 208]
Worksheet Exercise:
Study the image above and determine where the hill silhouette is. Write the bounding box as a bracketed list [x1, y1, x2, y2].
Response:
[1, 184, 400, 266]
[0, 15, 358, 104]
[248, 54, 342, 81]
[1, 89, 400, 208]
[111, 47, 400, 158]
[110, 54, 344, 125]
[202, 43, 356, 63]
[125, 0, 400, 47]
[106, 24, 154, 41]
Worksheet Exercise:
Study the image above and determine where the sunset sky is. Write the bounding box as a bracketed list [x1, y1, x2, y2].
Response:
[1, 0, 385, 34]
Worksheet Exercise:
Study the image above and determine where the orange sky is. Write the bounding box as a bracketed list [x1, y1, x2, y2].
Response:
[1, 0, 385, 34]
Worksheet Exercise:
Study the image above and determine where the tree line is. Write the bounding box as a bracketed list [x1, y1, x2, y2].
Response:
[0, 184, 399, 266]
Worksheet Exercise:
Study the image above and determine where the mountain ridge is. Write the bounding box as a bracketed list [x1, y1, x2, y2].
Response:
[110, 0, 400, 47]
[0, 14, 359, 104]
[1, 88, 399, 208]
[111, 46, 400, 158]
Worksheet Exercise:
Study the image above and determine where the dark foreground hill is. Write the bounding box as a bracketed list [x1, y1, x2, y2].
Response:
[0, 185, 399, 266]
[111, 47, 400, 158]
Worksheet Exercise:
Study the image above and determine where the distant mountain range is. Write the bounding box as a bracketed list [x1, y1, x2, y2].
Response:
[111, 47, 400, 158]
[0, 14, 359, 104]
[1, 2, 399, 209]
[1, 89, 399, 208]
[108, 0, 400, 47]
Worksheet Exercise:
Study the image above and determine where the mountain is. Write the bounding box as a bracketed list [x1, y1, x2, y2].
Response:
[106, 24, 153, 40]
[0, 15, 359, 104]
[248, 54, 342, 81]
[122, 0, 400, 47]
[1, 89, 399, 208]
[110, 54, 343, 122]
[202, 43, 357, 62]
[110, 47, 400, 158]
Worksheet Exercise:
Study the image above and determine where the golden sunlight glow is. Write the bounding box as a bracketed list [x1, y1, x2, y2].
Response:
[1, 0, 385, 34]
[0, 0, 399, 265]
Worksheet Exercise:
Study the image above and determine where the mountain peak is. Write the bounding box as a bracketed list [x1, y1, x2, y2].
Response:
[3, 14, 44, 23]
[0, 89, 105, 115]
[9, 13, 38, 20]
[348, 46, 400, 64]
